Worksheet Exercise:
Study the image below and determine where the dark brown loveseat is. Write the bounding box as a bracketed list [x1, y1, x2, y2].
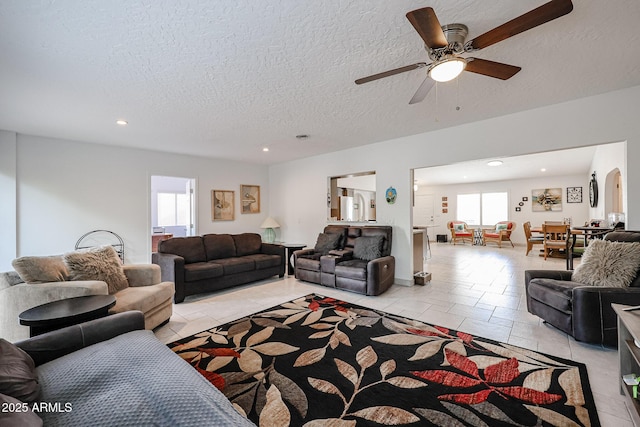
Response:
[525, 230, 640, 347]
[152, 233, 285, 303]
[294, 225, 394, 296]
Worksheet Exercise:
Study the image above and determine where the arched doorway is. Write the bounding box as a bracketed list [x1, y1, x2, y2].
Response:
[604, 168, 623, 222]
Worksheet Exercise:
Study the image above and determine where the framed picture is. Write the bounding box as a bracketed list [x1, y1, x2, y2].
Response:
[241, 185, 260, 214]
[442, 202, 448, 207]
[515, 207, 522, 212]
[212, 190, 234, 221]
[441, 196, 448, 202]
[532, 188, 563, 212]
[522, 196, 528, 202]
[442, 208, 448, 213]
[567, 186, 583, 203]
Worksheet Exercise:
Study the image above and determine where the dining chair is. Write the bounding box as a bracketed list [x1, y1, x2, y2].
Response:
[542, 223, 573, 270]
[523, 221, 544, 255]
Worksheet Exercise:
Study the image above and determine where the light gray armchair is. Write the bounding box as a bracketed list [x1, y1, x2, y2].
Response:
[1, 263, 174, 342]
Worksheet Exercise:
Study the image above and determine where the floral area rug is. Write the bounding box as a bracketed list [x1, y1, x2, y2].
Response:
[168, 294, 600, 427]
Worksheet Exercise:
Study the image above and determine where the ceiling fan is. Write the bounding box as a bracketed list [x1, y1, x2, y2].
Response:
[355, 0, 573, 104]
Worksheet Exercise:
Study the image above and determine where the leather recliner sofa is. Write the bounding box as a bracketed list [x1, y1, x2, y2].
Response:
[525, 230, 640, 347]
[294, 225, 394, 296]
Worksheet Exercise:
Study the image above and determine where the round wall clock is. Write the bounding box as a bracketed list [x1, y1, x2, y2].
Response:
[589, 172, 598, 207]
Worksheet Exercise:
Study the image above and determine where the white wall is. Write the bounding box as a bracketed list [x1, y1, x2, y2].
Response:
[0, 134, 271, 269]
[269, 85, 640, 285]
[416, 174, 590, 245]
[0, 131, 17, 270]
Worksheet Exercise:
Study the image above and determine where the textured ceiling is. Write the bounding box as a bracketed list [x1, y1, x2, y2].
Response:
[1, 1, 639, 165]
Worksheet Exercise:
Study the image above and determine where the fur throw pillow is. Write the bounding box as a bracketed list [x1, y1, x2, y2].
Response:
[572, 239, 640, 288]
[11, 255, 68, 283]
[64, 246, 128, 294]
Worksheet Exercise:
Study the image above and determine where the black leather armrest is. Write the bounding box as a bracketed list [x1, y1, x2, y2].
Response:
[524, 270, 573, 286]
[152, 252, 186, 303]
[14, 311, 145, 366]
[573, 287, 640, 346]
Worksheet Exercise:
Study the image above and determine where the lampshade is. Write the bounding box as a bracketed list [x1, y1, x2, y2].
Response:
[260, 217, 280, 229]
[429, 57, 467, 83]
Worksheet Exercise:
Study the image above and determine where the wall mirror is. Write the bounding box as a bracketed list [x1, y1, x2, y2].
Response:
[327, 171, 376, 222]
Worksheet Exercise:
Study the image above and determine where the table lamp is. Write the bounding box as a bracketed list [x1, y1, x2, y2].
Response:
[260, 217, 280, 243]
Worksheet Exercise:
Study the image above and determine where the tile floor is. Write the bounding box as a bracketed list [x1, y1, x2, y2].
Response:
[155, 241, 632, 426]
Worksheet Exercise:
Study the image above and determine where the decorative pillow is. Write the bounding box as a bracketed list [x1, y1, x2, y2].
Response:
[572, 240, 640, 288]
[314, 233, 342, 255]
[0, 393, 42, 427]
[64, 245, 128, 294]
[496, 223, 508, 231]
[0, 339, 40, 403]
[353, 235, 384, 261]
[454, 223, 465, 232]
[11, 255, 68, 283]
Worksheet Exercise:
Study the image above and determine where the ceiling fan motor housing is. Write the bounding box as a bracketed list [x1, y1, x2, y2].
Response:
[427, 23, 468, 60]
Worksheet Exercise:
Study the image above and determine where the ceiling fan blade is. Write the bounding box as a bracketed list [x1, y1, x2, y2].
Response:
[355, 62, 427, 85]
[467, 0, 573, 50]
[465, 58, 521, 80]
[406, 7, 448, 49]
[409, 76, 435, 104]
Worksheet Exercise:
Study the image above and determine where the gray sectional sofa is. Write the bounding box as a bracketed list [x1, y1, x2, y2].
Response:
[9, 311, 254, 426]
[152, 233, 285, 303]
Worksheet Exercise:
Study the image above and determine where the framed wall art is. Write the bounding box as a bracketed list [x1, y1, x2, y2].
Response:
[532, 188, 563, 212]
[566, 186, 583, 203]
[241, 184, 260, 214]
[212, 190, 234, 221]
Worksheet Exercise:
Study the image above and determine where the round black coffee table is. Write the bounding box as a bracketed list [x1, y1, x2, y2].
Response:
[19, 295, 117, 337]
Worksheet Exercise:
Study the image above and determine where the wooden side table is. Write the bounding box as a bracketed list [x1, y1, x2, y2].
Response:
[19, 295, 117, 337]
[613, 303, 640, 426]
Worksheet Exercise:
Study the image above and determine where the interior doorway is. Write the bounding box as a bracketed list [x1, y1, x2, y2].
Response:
[150, 176, 196, 246]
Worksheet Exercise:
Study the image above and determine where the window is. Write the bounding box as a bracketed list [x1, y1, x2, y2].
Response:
[157, 193, 189, 226]
[457, 192, 508, 226]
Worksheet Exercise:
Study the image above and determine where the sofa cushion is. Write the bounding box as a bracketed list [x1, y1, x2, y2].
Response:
[244, 254, 281, 270]
[0, 393, 42, 426]
[335, 259, 368, 280]
[0, 339, 40, 403]
[203, 234, 236, 260]
[110, 281, 175, 316]
[158, 236, 207, 264]
[353, 235, 384, 261]
[344, 227, 362, 249]
[12, 255, 69, 283]
[314, 233, 342, 255]
[214, 257, 255, 275]
[64, 246, 129, 294]
[233, 233, 262, 256]
[184, 262, 224, 282]
[527, 279, 585, 312]
[572, 239, 640, 288]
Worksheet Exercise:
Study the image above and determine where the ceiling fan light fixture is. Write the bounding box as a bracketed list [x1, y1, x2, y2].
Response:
[429, 57, 467, 82]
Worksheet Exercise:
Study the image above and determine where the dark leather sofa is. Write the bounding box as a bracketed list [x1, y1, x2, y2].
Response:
[525, 230, 640, 347]
[152, 233, 284, 303]
[294, 225, 395, 296]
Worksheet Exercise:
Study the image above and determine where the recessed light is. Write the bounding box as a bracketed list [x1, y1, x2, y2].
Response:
[541, 168, 547, 172]
[116, 120, 128, 126]
[262, 147, 269, 152]
[295, 134, 309, 140]
[487, 160, 503, 167]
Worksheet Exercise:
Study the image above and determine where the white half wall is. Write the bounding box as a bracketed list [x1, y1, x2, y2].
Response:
[268, 85, 640, 285]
